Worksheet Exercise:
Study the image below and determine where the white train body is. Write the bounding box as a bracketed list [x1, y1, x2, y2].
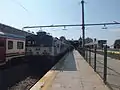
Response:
[0, 32, 25, 65]
[26, 46, 53, 56]
[6, 38, 25, 61]
[25, 32, 69, 57]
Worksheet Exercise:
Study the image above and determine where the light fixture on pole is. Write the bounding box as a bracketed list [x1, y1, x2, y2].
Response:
[113, 21, 119, 24]
[62, 26, 67, 30]
[102, 24, 107, 29]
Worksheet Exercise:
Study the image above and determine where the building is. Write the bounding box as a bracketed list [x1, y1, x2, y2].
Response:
[97, 40, 107, 49]
[85, 39, 107, 49]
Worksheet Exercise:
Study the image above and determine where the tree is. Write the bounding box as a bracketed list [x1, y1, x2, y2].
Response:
[60, 36, 66, 41]
[79, 36, 82, 41]
[27, 30, 30, 33]
[114, 39, 120, 49]
[85, 37, 93, 44]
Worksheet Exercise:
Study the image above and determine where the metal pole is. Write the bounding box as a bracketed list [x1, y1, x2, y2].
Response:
[85, 49, 87, 60]
[81, 0, 85, 57]
[86, 48, 88, 61]
[89, 48, 91, 65]
[104, 45, 107, 84]
[94, 43, 97, 72]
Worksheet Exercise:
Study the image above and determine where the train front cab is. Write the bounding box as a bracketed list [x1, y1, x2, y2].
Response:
[0, 37, 6, 65]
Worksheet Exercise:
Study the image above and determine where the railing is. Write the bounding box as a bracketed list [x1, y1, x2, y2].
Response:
[78, 45, 120, 90]
[78, 45, 108, 81]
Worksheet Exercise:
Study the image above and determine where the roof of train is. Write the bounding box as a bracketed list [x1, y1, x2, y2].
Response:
[0, 31, 25, 39]
[26, 33, 53, 46]
[0, 23, 32, 36]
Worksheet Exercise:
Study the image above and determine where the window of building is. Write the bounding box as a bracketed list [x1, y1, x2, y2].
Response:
[17, 42, 24, 49]
[8, 41, 13, 49]
[0, 41, 4, 47]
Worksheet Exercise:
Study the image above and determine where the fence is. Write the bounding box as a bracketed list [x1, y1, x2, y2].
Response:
[78, 45, 120, 90]
[81, 45, 107, 83]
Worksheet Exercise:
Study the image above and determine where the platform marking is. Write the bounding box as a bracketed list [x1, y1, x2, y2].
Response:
[30, 70, 57, 90]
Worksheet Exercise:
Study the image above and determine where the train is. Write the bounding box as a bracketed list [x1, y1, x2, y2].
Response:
[0, 31, 25, 65]
[0, 31, 72, 66]
[25, 31, 72, 63]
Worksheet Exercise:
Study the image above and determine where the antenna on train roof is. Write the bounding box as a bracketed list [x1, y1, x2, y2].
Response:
[38, 27, 43, 32]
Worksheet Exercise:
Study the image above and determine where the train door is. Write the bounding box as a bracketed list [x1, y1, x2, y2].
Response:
[0, 38, 6, 63]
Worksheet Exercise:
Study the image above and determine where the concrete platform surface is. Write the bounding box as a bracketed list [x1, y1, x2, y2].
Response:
[30, 50, 110, 90]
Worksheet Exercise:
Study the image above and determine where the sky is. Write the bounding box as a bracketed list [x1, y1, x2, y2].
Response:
[0, 0, 120, 45]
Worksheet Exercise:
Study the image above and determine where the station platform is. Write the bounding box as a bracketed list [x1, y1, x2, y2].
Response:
[30, 50, 110, 90]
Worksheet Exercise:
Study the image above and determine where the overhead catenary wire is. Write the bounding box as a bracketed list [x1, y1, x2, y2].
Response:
[22, 22, 120, 30]
[10, 0, 38, 21]
[10, 0, 40, 31]
[10, 0, 29, 13]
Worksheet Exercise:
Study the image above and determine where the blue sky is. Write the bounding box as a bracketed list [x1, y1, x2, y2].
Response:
[0, 0, 120, 45]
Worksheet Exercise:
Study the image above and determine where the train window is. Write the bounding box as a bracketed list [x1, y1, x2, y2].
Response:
[0, 41, 4, 47]
[32, 41, 35, 44]
[17, 42, 24, 49]
[49, 47, 51, 52]
[36, 52, 39, 55]
[8, 41, 13, 49]
[27, 41, 31, 44]
[36, 48, 40, 50]
[57, 44, 59, 48]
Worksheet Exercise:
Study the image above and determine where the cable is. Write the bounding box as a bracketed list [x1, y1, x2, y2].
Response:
[10, 0, 29, 13]
[10, 0, 39, 30]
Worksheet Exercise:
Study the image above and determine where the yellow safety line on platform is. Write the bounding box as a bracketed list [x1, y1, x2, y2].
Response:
[30, 70, 57, 90]
[41, 70, 57, 90]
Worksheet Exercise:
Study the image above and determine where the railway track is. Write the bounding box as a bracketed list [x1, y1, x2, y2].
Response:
[0, 60, 52, 90]
[8, 76, 40, 90]
[0, 49, 71, 90]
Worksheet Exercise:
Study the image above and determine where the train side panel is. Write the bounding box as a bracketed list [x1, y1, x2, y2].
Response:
[26, 46, 52, 55]
[0, 37, 6, 64]
[5, 38, 25, 61]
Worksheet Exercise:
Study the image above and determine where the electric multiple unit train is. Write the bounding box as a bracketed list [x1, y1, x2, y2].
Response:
[0, 31, 71, 66]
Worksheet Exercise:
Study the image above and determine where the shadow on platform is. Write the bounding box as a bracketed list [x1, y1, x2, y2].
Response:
[53, 52, 77, 71]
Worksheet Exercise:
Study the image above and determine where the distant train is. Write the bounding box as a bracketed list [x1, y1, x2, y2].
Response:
[25, 31, 70, 57]
[0, 31, 71, 66]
